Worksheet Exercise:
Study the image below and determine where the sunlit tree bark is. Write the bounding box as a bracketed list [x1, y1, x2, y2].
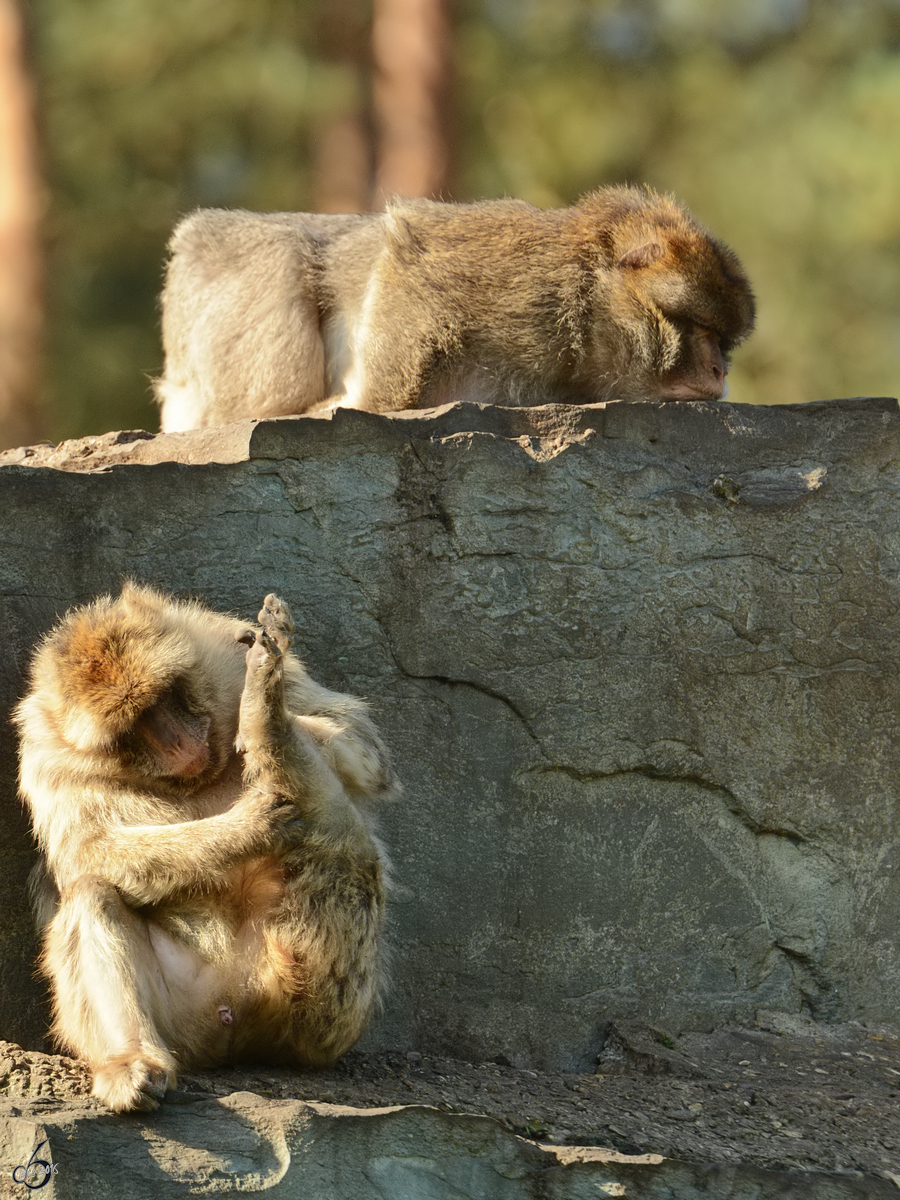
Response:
[0, 0, 44, 449]
[312, 0, 372, 213]
[372, 0, 454, 202]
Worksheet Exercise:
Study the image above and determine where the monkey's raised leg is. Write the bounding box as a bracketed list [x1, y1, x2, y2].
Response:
[43, 875, 178, 1113]
[236, 595, 387, 1064]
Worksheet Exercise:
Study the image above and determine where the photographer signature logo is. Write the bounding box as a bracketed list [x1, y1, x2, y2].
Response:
[12, 1140, 58, 1189]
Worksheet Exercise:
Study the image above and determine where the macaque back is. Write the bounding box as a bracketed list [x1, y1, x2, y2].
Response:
[156, 186, 755, 432]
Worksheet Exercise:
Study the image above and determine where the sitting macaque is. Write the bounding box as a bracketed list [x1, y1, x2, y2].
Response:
[15, 584, 396, 1113]
[155, 186, 756, 432]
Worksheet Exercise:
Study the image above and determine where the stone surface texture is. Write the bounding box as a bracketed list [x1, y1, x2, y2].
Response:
[1, 400, 899, 1068]
[2, 1028, 898, 1199]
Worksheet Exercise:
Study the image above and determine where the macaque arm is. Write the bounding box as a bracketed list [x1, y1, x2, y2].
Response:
[293, 711, 397, 798]
[48, 791, 282, 906]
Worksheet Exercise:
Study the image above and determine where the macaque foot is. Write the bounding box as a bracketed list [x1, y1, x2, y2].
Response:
[92, 1052, 174, 1113]
[237, 594, 294, 672]
[257, 593, 294, 654]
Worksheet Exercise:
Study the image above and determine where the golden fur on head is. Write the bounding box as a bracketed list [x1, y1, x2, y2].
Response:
[575, 185, 756, 350]
[33, 583, 196, 749]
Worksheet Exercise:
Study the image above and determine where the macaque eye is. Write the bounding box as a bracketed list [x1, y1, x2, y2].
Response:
[172, 681, 203, 715]
[154, 677, 208, 718]
[694, 323, 733, 352]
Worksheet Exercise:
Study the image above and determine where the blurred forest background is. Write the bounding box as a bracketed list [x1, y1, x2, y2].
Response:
[2, 0, 900, 449]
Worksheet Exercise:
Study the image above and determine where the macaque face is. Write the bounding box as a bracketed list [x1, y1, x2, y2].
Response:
[658, 323, 729, 401]
[123, 682, 214, 782]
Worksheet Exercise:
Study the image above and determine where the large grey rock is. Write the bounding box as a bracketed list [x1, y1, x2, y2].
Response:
[1, 1034, 895, 1199]
[2, 1101, 892, 1200]
[1, 398, 899, 1073]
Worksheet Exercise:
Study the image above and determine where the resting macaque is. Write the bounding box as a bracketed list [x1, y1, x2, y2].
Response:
[15, 584, 395, 1113]
[156, 186, 756, 432]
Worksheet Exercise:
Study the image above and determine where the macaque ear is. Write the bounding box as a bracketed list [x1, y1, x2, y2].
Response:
[617, 241, 665, 270]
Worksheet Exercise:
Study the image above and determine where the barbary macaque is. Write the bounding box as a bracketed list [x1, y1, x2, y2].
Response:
[15, 584, 396, 1113]
[156, 185, 755, 432]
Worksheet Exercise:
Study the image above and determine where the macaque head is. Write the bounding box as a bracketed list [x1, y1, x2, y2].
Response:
[583, 187, 756, 402]
[29, 583, 246, 787]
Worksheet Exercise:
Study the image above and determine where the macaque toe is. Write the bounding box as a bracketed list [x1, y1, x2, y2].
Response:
[141, 1068, 170, 1105]
[242, 628, 282, 674]
[92, 1054, 173, 1113]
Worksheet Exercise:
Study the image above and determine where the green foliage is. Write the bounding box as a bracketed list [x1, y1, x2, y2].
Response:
[32, 0, 900, 438]
[36, 0, 340, 437]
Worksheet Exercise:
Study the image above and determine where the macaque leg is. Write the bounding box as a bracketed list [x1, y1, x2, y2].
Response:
[236, 596, 387, 1064]
[349, 332, 439, 413]
[43, 876, 178, 1113]
[334, 269, 441, 414]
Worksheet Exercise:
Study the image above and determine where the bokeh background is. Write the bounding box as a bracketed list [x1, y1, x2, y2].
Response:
[3, 0, 900, 449]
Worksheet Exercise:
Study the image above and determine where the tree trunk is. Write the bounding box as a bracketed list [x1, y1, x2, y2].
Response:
[372, 0, 454, 202]
[311, 0, 373, 213]
[0, 0, 44, 449]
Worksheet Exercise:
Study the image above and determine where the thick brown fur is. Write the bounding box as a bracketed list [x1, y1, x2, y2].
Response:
[156, 185, 755, 432]
[15, 584, 396, 1113]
